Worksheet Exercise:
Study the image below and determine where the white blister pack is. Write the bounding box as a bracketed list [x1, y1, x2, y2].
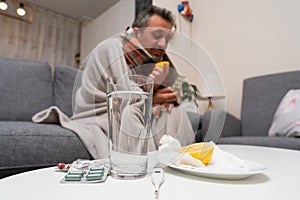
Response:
[60, 159, 110, 184]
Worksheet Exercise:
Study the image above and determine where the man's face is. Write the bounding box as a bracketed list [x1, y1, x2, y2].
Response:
[135, 14, 173, 62]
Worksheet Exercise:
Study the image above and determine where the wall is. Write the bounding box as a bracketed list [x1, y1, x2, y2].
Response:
[80, 0, 135, 60]
[0, 5, 79, 68]
[154, 0, 300, 118]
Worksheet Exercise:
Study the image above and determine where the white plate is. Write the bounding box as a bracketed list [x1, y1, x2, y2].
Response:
[168, 160, 267, 180]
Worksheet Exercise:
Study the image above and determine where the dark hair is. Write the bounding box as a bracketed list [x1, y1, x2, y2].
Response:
[132, 5, 175, 28]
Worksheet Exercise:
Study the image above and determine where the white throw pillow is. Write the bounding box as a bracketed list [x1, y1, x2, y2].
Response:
[268, 89, 300, 137]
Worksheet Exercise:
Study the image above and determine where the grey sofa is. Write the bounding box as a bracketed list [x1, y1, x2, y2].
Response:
[201, 70, 300, 150]
[0, 56, 204, 179]
[0, 57, 92, 179]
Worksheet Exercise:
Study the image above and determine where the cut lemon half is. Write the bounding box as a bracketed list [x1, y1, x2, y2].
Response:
[179, 142, 215, 165]
[155, 61, 170, 70]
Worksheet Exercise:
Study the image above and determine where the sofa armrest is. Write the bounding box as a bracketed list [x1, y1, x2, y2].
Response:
[186, 111, 202, 142]
[201, 110, 241, 142]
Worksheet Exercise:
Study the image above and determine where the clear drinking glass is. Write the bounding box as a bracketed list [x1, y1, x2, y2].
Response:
[106, 74, 154, 179]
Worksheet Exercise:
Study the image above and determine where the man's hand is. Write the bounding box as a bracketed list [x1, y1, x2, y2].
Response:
[152, 87, 179, 105]
[149, 64, 169, 91]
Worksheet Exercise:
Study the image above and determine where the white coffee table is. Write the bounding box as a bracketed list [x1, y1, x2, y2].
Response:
[1, 145, 299, 200]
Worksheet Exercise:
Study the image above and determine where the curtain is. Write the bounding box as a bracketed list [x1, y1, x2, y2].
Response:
[0, 6, 79, 68]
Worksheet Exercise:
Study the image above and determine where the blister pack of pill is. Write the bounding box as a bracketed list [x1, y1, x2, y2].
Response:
[60, 159, 110, 184]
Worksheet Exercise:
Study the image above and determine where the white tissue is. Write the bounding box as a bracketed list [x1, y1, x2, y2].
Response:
[208, 145, 245, 170]
[158, 135, 181, 152]
[177, 153, 206, 167]
[148, 135, 182, 169]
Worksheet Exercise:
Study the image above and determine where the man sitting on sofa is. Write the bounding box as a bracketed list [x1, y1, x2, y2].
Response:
[34, 5, 197, 159]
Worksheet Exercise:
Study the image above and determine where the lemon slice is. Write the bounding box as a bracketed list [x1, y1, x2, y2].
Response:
[155, 61, 170, 70]
[179, 142, 215, 165]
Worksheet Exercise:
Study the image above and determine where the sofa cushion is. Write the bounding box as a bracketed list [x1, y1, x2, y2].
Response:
[54, 65, 82, 117]
[0, 121, 91, 169]
[268, 89, 300, 137]
[0, 57, 54, 121]
[241, 71, 300, 137]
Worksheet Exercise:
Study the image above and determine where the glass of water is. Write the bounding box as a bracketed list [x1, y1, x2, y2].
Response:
[106, 74, 154, 179]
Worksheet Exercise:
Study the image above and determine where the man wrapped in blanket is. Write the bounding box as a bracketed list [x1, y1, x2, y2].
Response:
[72, 5, 197, 158]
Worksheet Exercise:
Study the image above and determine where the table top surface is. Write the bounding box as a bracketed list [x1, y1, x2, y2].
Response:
[1, 144, 299, 200]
